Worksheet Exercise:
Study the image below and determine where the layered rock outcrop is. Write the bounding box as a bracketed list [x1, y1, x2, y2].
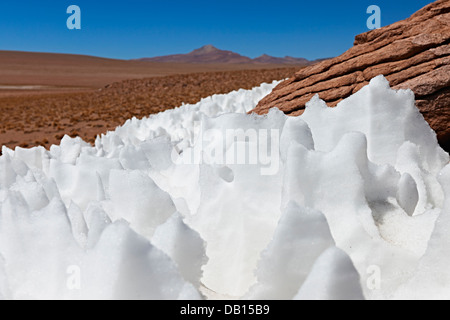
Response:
[253, 0, 450, 151]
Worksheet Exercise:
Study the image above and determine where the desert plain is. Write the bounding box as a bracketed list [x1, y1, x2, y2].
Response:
[0, 50, 302, 152]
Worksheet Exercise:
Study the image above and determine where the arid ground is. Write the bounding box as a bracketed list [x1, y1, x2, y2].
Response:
[0, 51, 301, 152]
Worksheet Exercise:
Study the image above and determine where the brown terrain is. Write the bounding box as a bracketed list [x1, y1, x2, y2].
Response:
[0, 49, 302, 152]
[0, 49, 302, 92]
[253, 0, 450, 152]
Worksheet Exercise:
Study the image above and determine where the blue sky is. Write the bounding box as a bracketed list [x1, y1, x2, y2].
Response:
[0, 0, 434, 60]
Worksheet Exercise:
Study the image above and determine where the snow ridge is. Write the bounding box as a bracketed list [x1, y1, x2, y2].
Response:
[0, 76, 448, 300]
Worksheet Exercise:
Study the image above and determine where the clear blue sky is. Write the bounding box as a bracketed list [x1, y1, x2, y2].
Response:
[0, 0, 434, 60]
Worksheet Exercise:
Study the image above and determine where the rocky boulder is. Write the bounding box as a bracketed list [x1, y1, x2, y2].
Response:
[252, 0, 450, 151]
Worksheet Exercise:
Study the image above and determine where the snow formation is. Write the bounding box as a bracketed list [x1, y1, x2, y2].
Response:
[0, 76, 449, 300]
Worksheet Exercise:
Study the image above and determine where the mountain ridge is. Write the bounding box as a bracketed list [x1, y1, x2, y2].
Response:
[137, 45, 316, 65]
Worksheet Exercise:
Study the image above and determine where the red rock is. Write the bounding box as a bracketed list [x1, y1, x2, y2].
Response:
[252, 0, 450, 151]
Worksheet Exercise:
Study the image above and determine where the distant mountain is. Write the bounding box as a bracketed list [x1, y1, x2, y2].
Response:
[138, 45, 315, 65]
[139, 45, 251, 64]
[252, 54, 310, 65]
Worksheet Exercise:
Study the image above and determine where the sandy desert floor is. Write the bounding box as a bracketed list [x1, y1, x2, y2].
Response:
[0, 57, 299, 152]
[0, 50, 298, 89]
